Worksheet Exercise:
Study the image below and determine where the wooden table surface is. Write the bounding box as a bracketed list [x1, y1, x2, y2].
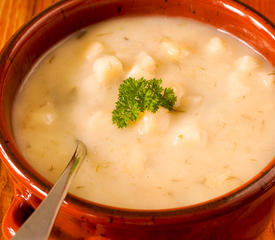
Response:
[0, 0, 275, 239]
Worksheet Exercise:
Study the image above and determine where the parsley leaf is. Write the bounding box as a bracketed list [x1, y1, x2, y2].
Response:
[112, 77, 177, 128]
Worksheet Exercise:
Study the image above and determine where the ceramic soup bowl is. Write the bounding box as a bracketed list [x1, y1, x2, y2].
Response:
[1, 0, 275, 239]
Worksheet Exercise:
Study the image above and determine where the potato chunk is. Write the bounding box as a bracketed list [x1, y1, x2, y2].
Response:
[262, 72, 275, 87]
[227, 72, 250, 98]
[235, 55, 259, 72]
[81, 111, 113, 148]
[128, 51, 156, 79]
[160, 41, 190, 58]
[136, 108, 170, 135]
[84, 42, 104, 60]
[172, 119, 207, 146]
[170, 83, 185, 111]
[207, 37, 226, 54]
[23, 102, 57, 128]
[93, 56, 123, 84]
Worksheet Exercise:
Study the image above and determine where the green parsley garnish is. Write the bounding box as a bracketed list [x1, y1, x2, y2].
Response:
[112, 77, 177, 128]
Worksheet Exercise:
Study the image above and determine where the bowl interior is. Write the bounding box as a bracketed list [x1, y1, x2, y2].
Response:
[1, 0, 275, 218]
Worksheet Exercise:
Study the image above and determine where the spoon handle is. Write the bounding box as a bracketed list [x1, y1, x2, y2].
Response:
[11, 140, 87, 240]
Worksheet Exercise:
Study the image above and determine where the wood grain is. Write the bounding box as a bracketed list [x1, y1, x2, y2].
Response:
[0, 1, 274, 239]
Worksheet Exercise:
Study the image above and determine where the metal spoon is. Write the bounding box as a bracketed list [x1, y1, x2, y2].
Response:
[11, 140, 87, 240]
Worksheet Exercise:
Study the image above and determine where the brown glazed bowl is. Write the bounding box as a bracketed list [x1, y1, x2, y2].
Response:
[1, 0, 275, 239]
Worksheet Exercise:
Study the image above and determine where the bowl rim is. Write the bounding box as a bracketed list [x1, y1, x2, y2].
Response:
[1, 0, 275, 219]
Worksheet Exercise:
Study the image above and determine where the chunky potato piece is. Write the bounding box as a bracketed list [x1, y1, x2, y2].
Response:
[128, 51, 156, 79]
[23, 102, 57, 128]
[161, 41, 180, 57]
[81, 111, 114, 151]
[84, 41, 104, 60]
[170, 83, 185, 110]
[207, 37, 226, 54]
[137, 108, 170, 135]
[262, 72, 275, 87]
[236, 55, 259, 72]
[161, 41, 190, 58]
[93, 56, 123, 84]
[227, 72, 250, 98]
[172, 120, 207, 146]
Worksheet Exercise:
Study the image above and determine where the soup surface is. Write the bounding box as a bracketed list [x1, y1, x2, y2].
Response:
[13, 17, 275, 209]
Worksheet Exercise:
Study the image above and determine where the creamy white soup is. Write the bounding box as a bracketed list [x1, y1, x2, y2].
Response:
[13, 17, 275, 209]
